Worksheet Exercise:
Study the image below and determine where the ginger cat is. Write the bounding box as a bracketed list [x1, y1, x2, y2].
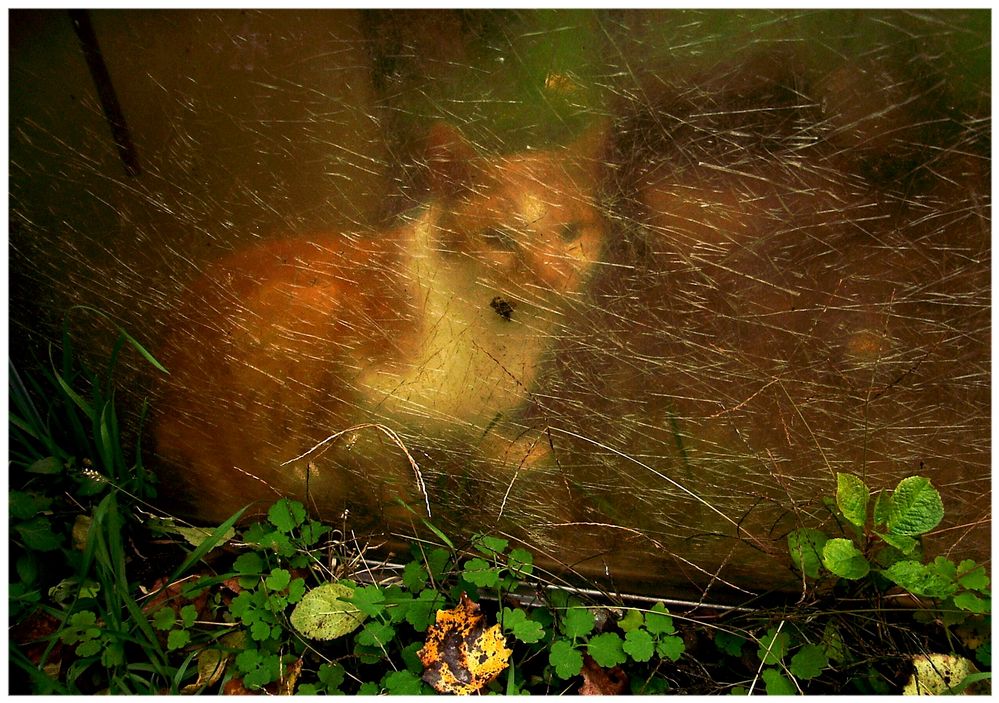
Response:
[153, 123, 607, 525]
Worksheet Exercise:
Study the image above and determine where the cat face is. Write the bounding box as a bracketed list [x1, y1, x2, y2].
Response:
[426, 123, 608, 300]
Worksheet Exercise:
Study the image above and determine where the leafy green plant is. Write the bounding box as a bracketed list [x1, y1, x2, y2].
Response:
[788, 473, 990, 614]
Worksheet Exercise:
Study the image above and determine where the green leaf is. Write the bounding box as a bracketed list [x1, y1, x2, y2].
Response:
[27, 456, 63, 475]
[462, 557, 501, 588]
[9, 491, 49, 520]
[645, 602, 676, 635]
[886, 476, 944, 536]
[383, 669, 423, 695]
[762, 667, 795, 695]
[357, 621, 395, 648]
[289, 582, 367, 640]
[401, 641, 425, 674]
[550, 640, 583, 679]
[954, 592, 990, 614]
[503, 607, 545, 644]
[76, 639, 102, 658]
[405, 589, 443, 632]
[15, 517, 63, 552]
[822, 623, 848, 663]
[175, 525, 235, 549]
[350, 585, 387, 618]
[402, 560, 429, 592]
[587, 632, 627, 668]
[561, 606, 595, 639]
[715, 630, 746, 657]
[821, 538, 871, 580]
[790, 644, 828, 680]
[167, 629, 191, 651]
[152, 607, 175, 631]
[232, 552, 264, 576]
[285, 578, 305, 605]
[872, 491, 892, 527]
[617, 609, 644, 633]
[787, 528, 828, 579]
[508, 548, 534, 577]
[180, 604, 198, 628]
[425, 547, 452, 582]
[265, 568, 291, 592]
[836, 473, 870, 527]
[657, 635, 686, 661]
[876, 531, 918, 555]
[268, 499, 306, 533]
[318, 662, 346, 689]
[249, 620, 272, 641]
[883, 560, 957, 599]
[299, 520, 331, 547]
[957, 561, 990, 592]
[757, 628, 790, 665]
[357, 682, 380, 695]
[475, 534, 509, 556]
[623, 629, 655, 662]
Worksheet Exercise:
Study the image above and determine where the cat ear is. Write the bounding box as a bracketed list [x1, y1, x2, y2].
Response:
[424, 122, 479, 197]
[563, 118, 610, 187]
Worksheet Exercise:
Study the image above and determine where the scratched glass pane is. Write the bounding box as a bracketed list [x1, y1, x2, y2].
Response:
[9, 10, 990, 598]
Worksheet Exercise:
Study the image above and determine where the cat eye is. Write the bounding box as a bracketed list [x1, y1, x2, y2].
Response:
[481, 225, 519, 251]
[560, 222, 582, 242]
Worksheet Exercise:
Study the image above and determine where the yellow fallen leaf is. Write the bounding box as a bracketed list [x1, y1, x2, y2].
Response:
[418, 593, 512, 695]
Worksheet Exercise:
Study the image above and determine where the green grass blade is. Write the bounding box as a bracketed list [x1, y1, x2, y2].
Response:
[65, 305, 169, 375]
[169, 507, 249, 582]
[52, 366, 94, 421]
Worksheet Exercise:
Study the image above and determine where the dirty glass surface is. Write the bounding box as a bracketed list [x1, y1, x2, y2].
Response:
[9, 10, 990, 600]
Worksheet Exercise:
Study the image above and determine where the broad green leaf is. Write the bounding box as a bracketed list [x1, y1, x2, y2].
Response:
[167, 629, 191, 651]
[289, 582, 367, 640]
[383, 669, 423, 695]
[957, 561, 990, 591]
[502, 607, 545, 644]
[790, 644, 828, 680]
[821, 538, 870, 580]
[617, 609, 644, 633]
[267, 499, 306, 533]
[762, 668, 795, 695]
[27, 456, 63, 475]
[757, 628, 789, 665]
[886, 476, 944, 536]
[175, 525, 234, 549]
[953, 592, 990, 614]
[233, 551, 264, 575]
[15, 517, 63, 552]
[462, 557, 501, 588]
[587, 632, 627, 668]
[623, 629, 655, 662]
[872, 491, 892, 526]
[508, 548, 534, 577]
[714, 630, 746, 657]
[875, 531, 917, 555]
[645, 602, 676, 635]
[561, 606, 595, 639]
[882, 560, 957, 599]
[657, 635, 686, 661]
[549, 640, 583, 679]
[475, 534, 509, 556]
[402, 560, 429, 592]
[836, 473, 870, 527]
[356, 620, 395, 648]
[787, 528, 828, 579]
[265, 568, 291, 591]
[152, 607, 175, 631]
